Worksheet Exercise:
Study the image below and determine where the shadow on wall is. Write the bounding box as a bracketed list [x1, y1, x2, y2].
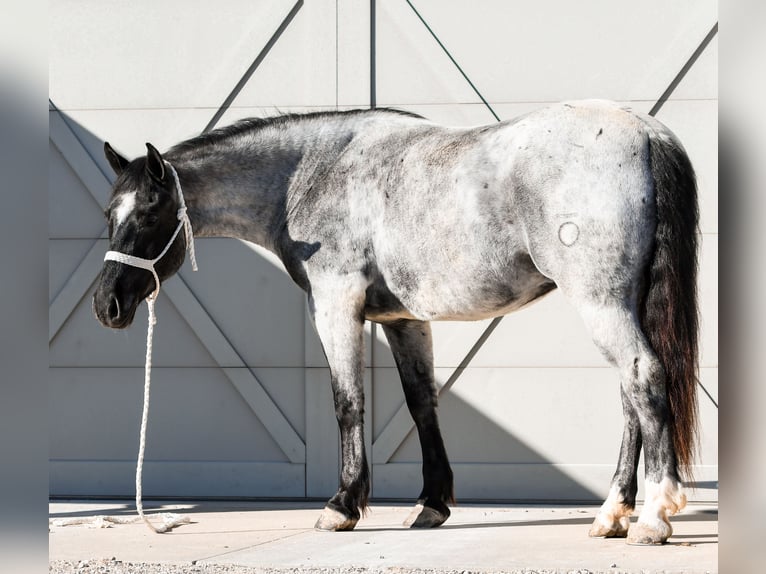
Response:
[50, 110, 605, 503]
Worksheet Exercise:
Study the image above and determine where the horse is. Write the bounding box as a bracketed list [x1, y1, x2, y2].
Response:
[92, 99, 698, 545]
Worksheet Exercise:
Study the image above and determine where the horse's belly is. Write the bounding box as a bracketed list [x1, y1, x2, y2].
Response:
[413, 285, 555, 321]
[407, 275, 555, 321]
[368, 252, 556, 323]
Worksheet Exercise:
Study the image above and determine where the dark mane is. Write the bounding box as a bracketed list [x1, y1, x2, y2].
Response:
[168, 108, 424, 156]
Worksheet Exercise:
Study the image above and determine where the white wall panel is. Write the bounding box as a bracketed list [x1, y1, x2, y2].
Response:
[390, 368, 623, 465]
[49, 142, 106, 239]
[49, 368, 288, 462]
[49, 239, 96, 302]
[672, 34, 718, 100]
[337, 0, 373, 106]
[234, 0, 338, 109]
[377, 0, 717, 105]
[54, 108, 209, 171]
[654, 101, 718, 234]
[50, 461, 305, 498]
[255, 368, 308, 440]
[49, 0, 300, 111]
[49, 279, 218, 368]
[176, 239, 307, 368]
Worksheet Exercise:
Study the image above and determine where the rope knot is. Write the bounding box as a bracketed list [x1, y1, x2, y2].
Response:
[166, 163, 198, 273]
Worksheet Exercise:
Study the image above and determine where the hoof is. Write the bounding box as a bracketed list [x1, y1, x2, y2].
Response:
[588, 514, 630, 538]
[590, 486, 634, 539]
[626, 519, 672, 545]
[314, 507, 358, 531]
[626, 477, 683, 545]
[403, 500, 450, 528]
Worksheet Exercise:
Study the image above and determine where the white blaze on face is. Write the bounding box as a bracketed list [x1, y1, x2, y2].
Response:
[113, 192, 137, 228]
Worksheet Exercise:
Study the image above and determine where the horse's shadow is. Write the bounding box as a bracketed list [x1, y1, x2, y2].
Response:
[49, 501, 717, 536]
[357, 506, 718, 533]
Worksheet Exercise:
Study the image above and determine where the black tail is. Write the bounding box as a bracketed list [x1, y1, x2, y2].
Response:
[642, 125, 700, 482]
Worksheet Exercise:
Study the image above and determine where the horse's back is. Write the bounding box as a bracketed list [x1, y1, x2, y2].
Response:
[290, 101, 663, 322]
[366, 101, 659, 320]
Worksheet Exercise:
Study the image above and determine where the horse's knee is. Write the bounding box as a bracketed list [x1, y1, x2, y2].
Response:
[334, 404, 358, 428]
[622, 354, 665, 399]
[332, 390, 364, 427]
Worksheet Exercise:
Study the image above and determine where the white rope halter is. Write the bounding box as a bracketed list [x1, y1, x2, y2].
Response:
[104, 162, 198, 299]
[103, 161, 197, 533]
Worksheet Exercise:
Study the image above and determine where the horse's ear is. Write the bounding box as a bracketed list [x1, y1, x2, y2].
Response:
[145, 142, 166, 183]
[104, 142, 129, 175]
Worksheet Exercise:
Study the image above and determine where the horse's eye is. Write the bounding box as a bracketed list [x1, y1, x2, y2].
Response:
[145, 213, 159, 227]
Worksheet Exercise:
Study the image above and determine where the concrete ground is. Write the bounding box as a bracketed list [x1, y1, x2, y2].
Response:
[49, 500, 718, 573]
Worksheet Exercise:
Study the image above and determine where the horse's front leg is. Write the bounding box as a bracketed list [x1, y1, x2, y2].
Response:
[308, 275, 369, 531]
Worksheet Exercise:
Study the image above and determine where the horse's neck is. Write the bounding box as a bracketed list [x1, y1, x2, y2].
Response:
[169, 127, 328, 252]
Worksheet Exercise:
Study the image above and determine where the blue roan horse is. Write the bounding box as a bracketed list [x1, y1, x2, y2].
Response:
[93, 100, 698, 545]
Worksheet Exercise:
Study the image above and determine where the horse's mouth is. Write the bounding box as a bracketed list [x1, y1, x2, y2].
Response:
[105, 309, 138, 330]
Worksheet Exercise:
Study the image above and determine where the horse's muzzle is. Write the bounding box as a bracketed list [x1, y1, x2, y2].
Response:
[93, 288, 138, 329]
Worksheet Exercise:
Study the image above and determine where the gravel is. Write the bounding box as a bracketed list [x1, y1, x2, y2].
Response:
[49, 559, 606, 574]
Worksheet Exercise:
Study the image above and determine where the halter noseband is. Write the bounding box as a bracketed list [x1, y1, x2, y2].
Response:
[104, 161, 198, 301]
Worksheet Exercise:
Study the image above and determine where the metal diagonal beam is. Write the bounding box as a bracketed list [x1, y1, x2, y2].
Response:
[49, 105, 113, 209]
[204, 0, 304, 133]
[49, 105, 112, 341]
[161, 276, 306, 463]
[49, 240, 105, 342]
[649, 22, 718, 117]
[698, 381, 718, 409]
[373, 317, 503, 463]
[404, 0, 500, 122]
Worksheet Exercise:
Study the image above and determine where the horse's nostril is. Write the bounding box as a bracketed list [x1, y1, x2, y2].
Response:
[107, 295, 121, 321]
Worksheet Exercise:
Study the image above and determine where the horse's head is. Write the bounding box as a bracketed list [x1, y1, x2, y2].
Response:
[93, 142, 188, 329]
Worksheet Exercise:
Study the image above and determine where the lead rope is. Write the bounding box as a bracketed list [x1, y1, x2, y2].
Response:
[134, 296, 190, 533]
[107, 161, 197, 533]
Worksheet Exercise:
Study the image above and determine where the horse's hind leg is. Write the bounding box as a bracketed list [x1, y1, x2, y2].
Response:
[308, 275, 370, 531]
[382, 320, 454, 528]
[574, 301, 686, 544]
[589, 393, 642, 538]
